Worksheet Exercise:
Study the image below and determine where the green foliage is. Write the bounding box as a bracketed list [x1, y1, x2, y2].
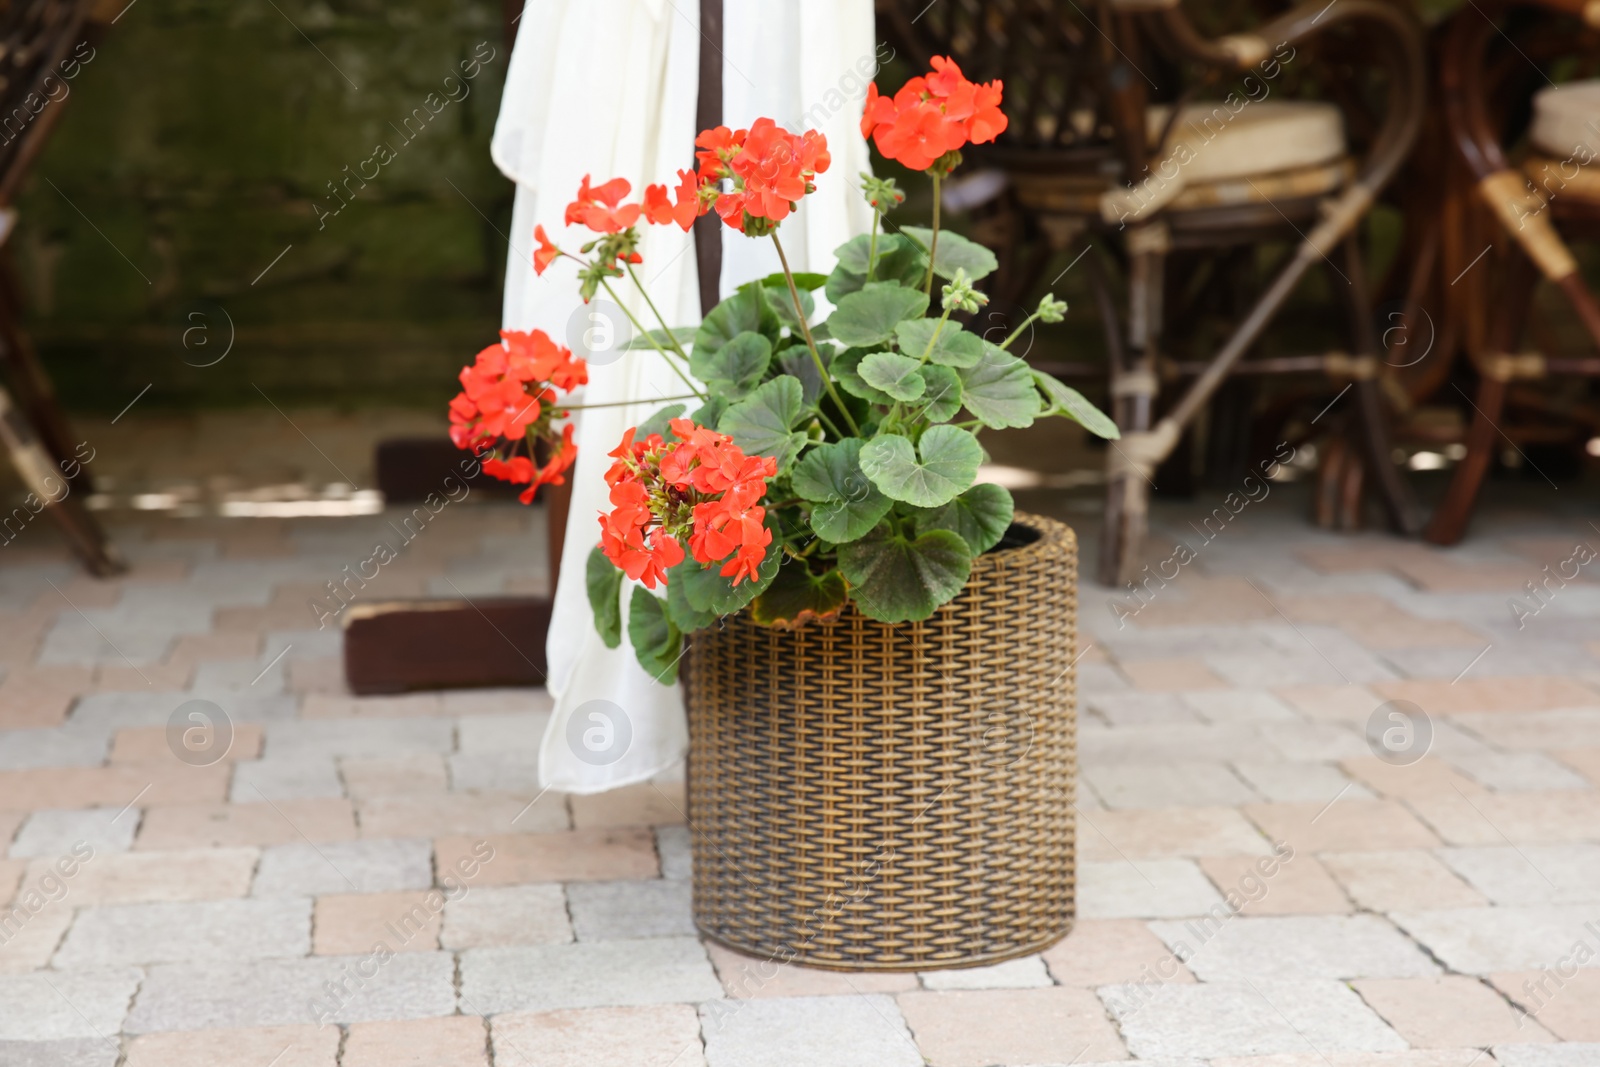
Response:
[718, 375, 808, 474]
[859, 425, 984, 509]
[828, 283, 930, 348]
[838, 526, 973, 623]
[960, 345, 1042, 429]
[913, 483, 1015, 555]
[750, 564, 850, 627]
[691, 331, 771, 399]
[586, 547, 624, 649]
[628, 587, 683, 683]
[792, 438, 893, 543]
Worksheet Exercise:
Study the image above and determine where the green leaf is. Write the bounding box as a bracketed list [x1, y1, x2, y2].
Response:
[586, 547, 624, 649]
[762, 270, 827, 292]
[859, 425, 984, 508]
[911, 364, 964, 423]
[858, 352, 926, 402]
[718, 375, 807, 473]
[792, 438, 893, 543]
[666, 573, 718, 633]
[750, 564, 850, 627]
[671, 538, 783, 615]
[833, 347, 895, 406]
[628, 587, 683, 684]
[1035, 370, 1121, 439]
[623, 326, 697, 350]
[901, 226, 1000, 281]
[895, 319, 985, 368]
[777, 343, 826, 408]
[838, 526, 973, 623]
[762, 282, 815, 335]
[913, 483, 1015, 555]
[635, 404, 686, 441]
[960, 344, 1043, 429]
[827, 282, 930, 348]
[690, 330, 771, 399]
[691, 395, 728, 428]
[694, 283, 777, 358]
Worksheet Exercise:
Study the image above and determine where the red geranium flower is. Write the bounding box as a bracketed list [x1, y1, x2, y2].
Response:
[691, 120, 830, 234]
[565, 174, 643, 234]
[643, 168, 701, 232]
[533, 224, 561, 275]
[861, 57, 1007, 172]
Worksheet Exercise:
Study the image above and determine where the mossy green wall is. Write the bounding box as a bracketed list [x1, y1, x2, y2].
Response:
[17, 0, 512, 412]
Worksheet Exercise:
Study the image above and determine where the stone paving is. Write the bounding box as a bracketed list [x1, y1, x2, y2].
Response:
[2, 480, 1600, 1066]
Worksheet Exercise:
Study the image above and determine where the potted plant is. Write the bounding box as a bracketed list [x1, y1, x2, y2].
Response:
[448, 58, 1118, 970]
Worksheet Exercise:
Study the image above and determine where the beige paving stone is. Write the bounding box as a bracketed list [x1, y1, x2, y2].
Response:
[1078, 859, 1227, 919]
[1339, 757, 1487, 801]
[435, 829, 658, 885]
[0, 667, 90, 730]
[0, 903, 71, 972]
[165, 632, 263, 666]
[1084, 762, 1259, 809]
[1438, 844, 1600, 905]
[123, 1024, 339, 1067]
[1282, 593, 1415, 626]
[1553, 748, 1600, 785]
[0, 764, 229, 811]
[1390, 905, 1600, 973]
[898, 987, 1128, 1065]
[1353, 975, 1555, 1047]
[1121, 658, 1228, 692]
[109, 725, 263, 765]
[343, 1015, 488, 1066]
[702, 993, 920, 1067]
[1150, 915, 1439, 981]
[0, 812, 20, 852]
[338, 754, 448, 798]
[705, 941, 919, 998]
[1407, 790, 1600, 845]
[1346, 619, 1489, 649]
[569, 780, 688, 829]
[461, 938, 722, 1014]
[1197, 853, 1352, 915]
[313, 891, 443, 955]
[24, 847, 257, 905]
[1273, 684, 1384, 724]
[491, 1004, 706, 1067]
[136, 799, 357, 849]
[1078, 806, 1271, 860]
[1372, 676, 1599, 715]
[1491, 970, 1600, 1041]
[1321, 850, 1487, 911]
[440, 884, 572, 950]
[1242, 800, 1442, 853]
[301, 693, 445, 719]
[1210, 1052, 1506, 1066]
[93, 661, 194, 691]
[918, 955, 1053, 990]
[358, 790, 567, 837]
[286, 655, 346, 695]
[1041, 918, 1196, 987]
[1458, 710, 1600, 750]
[0, 857, 23, 902]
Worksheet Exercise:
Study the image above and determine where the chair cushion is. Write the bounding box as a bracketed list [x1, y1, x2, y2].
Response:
[1529, 79, 1600, 158]
[1146, 100, 1347, 183]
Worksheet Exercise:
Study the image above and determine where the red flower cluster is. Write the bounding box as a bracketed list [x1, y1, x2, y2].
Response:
[565, 175, 642, 234]
[692, 119, 831, 232]
[599, 419, 777, 589]
[448, 330, 587, 503]
[861, 56, 1007, 172]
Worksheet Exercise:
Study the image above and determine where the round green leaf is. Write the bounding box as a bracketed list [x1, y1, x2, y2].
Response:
[901, 226, 999, 281]
[838, 526, 973, 623]
[690, 330, 771, 399]
[762, 270, 827, 292]
[627, 587, 683, 684]
[718, 375, 807, 474]
[858, 425, 984, 508]
[894, 319, 985, 368]
[669, 536, 784, 616]
[833, 348, 896, 406]
[913, 483, 1015, 555]
[910, 364, 963, 423]
[827, 282, 931, 348]
[750, 564, 850, 627]
[960, 344, 1043, 429]
[858, 351, 926, 402]
[585, 547, 624, 649]
[792, 439, 893, 543]
[635, 403, 687, 441]
[1035, 370, 1121, 439]
[693, 282, 778, 357]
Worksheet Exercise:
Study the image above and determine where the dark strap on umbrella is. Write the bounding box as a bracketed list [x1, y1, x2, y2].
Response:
[694, 0, 723, 317]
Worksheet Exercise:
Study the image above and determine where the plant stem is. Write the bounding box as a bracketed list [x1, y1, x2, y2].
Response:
[918, 308, 952, 366]
[923, 171, 942, 296]
[559, 394, 701, 411]
[600, 279, 707, 400]
[625, 263, 693, 363]
[866, 213, 880, 282]
[998, 311, 1041, 351]
[770, 232, 861, 437]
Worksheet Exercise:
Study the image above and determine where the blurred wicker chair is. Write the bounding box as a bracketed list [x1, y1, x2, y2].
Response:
[1422, 0, 1600, 544]
[879, 0, 1426, 584]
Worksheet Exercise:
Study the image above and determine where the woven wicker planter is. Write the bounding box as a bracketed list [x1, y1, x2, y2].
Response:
[684, 512, 1078, 971]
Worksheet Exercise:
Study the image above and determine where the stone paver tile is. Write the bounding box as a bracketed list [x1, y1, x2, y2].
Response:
[338, 755, 448, 798]
[705, 941, 919, 998]
[165, 631, 264, 666]
[0, 765, 228, 811]
[446, 753, 540, 792]
[0, 904, 72, 972]
[918, 955, 1053, 990]
[1321, 850, 1488, 911]
[1354, 975, 1555, 1047]
[1281, 592, 1413, 625]
[1084, 762, 1258, 809]
[569, 779, 689, 829]
[313, 890, 442, 954]
[109, 723, 262, 764]
[0, 856, 24, 900]
[491, 1004, 705, 1067]
[1041, 918, 1196, 987]
[1439, 844, 1600, 904]
[136, 799, 356, 849]
[657, 825, 692, 879]
[1372, 676, 1599, 714]
[124, 1024, 338, 1067]
[1211, 1052, 1503, 1066]
[1086, 692, 1205, 728]
[0, 968, 141, 1039]
[1390, 905, 1600, 973]
[567, 878, 694, 940]
[1150, 915, 1438, 981]
[1122, 658, 1228, 692]
[1450, 751, 1591, 792]
[1408, 790, 1600, 845]
[125, 952, 458, 1031]
[230, 757, 343, 802]
[0, 811, 21, 852]
[440, 884, 571, 950]
[1181, 690, 1298, 723]
[343, 1014, 488, 1066]
[1491, 970, 1600, 1041]
[898, 987, 1126, 1065]
[298, 693, 445, 719]
[442, 687, 554, 717]
[286, 655, 346, 695]
[25, 846, 257, 904]
[705, 993, 923, 1067]
[1494, 1046, 1600, 1067]
[1197, 853, 1352, 915]
[1339, 757, 1487, 801]
[1274, 684, 1385, 723]
[251, 837, 432, 897]
[264, 717, 452, 758]
[458, 938, 722, 1014]
[1350, 619, 1489, 649]
[455, 712, 546, 754]
[54, 897, 310, 967]
[358, 790, 567, 837]
[1079, 806, 1271, 860]
[436, 829, 658, 885]
[1078, 859, 1227, 919]
[1104, 979, 1407, 1059]
[1242, 800, 1441, 853]
[1458, 710, 1600, 750]
[1553, 748, 1600, 785]
[94, 661, 194, 691]
[10, 808, 136, 858]
[0, 1038, 119, 1067]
